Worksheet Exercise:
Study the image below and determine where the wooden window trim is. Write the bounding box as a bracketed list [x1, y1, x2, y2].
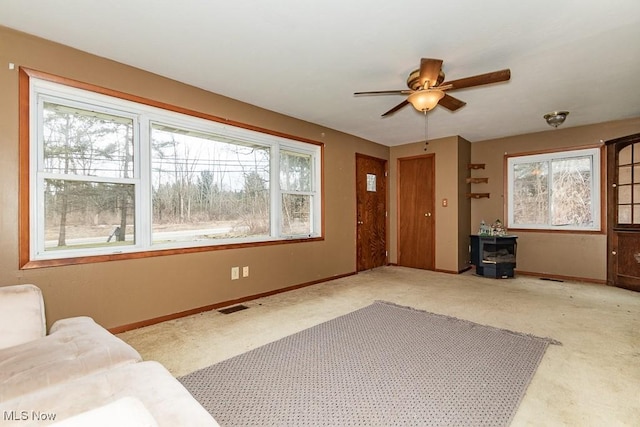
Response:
[18, 67, 325, 269]
[502, 143, 606, 235]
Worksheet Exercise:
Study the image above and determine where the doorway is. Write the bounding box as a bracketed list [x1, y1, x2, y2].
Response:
[398, 154, 435, 270]
[356, 154, 387, 271]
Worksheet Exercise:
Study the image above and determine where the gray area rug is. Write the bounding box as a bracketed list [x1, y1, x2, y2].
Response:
[179, 301, 559, 426]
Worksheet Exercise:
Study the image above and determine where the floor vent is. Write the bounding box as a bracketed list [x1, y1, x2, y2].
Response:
[218, 304, 249, 315]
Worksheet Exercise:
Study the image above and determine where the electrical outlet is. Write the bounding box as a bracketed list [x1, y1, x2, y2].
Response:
[242, 266, 249, 277]
[231, 267, 240, 280]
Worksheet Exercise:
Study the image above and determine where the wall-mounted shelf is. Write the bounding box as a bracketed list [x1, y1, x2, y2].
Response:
[467, 193, 490, 199]
[467, 164, 489, 198]
[467, 163, 485, 170]
[466, 177, 489, 184]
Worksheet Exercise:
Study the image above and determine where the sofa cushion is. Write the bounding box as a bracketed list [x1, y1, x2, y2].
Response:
[0, 316, 141, 401]
[0, 361, 219, 426]
[0, 284, 46, 350]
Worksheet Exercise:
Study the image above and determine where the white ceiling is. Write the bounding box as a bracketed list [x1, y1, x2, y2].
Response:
[2, 1, 639, 146]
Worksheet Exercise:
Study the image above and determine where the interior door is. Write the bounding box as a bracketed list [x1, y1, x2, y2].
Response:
[356, 154, 387, 271]
[398, 155, 435, 270]
[607, 133, 640, 291]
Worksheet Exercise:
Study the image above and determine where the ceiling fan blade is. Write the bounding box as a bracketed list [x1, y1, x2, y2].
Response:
[354, 90, 412, 96]
[442, 69, 511, 91]
[419, 58, 443, 88]
[382, 100, 410, 117]
[438, 93, 467, 111]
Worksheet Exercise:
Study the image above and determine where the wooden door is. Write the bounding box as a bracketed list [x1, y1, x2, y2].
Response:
[398, 155, 435, 270]
[607, 133, 640, 291]
[356, 154, 387, 271]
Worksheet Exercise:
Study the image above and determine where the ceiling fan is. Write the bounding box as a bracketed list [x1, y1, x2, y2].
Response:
[354, 58, 511, 117]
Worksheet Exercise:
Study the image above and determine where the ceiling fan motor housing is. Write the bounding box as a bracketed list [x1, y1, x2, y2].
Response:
[407, 69, 445, 90]
[354, 58, 511, 116]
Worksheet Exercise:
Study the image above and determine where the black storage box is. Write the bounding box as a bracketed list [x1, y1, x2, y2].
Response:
[470, 235, 518, 279]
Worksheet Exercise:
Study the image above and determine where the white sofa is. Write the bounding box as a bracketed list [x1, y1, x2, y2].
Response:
[0, 284, 219, 426]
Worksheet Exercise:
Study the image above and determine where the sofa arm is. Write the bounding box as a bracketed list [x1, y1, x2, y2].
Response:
[0, 284, 46, 349]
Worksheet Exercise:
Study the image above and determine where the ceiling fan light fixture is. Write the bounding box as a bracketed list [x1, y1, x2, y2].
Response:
[544, 111, 569, 128]
[407, 89, 445, 112]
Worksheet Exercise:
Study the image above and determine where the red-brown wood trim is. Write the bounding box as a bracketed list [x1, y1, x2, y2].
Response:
[506, 228, 604, 235]
[599, 144, 606, 233]
[470, 265, 605, 284]
[18, 67, 326, 269]
[109, 270, 357, 334]
[503, 154, 509, 226]
[434, 267, 472, 274]
[516, 270, 606, 285]
[21, 237, 325, 270]
[20, 67, 325, 148]
[503, 143, 602, 159]
[18, 68, 31, 269]
[320, 146, 326, 238]
[503, 143, 605, 233]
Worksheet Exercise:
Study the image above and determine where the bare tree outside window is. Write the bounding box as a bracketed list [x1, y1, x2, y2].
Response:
[280, 150, 313, 235]
[512, 162, 549, 225]
[551, 157, 592, 226]
[42, 102, 135, 250]
[508, 149, 599, 231]
[150, 124, 270, 244]
[28, 74, 322, 263]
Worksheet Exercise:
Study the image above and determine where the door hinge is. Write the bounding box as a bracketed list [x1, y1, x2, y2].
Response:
[384, 171, 388, 177]
[385, 211, 388, 217]
[385, 250, 388, 257]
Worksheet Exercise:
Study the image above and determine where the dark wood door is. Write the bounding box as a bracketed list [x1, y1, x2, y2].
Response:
[398, 155, 435, 270]
[607, 133, 640, 291]
[356, 154, 387, 271]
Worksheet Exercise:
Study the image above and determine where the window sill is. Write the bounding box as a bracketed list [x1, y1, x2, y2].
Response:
[506, 228, 605, 235]
[20, 236, 324, 269]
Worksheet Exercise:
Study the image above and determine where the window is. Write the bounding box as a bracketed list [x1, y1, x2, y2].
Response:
[23, 71, 322, 267]
[615, 141, 640, 226]
[506, 147, 601, 231]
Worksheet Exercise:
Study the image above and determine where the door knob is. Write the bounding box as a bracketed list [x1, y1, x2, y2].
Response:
[612, 250, 617, 255]
[357, 220, 364, 225]
[424, 212, 432, 217]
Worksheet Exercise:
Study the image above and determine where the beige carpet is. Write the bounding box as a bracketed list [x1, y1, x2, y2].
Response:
[118, 266, 640, 425]
[179, 301, 558, 426]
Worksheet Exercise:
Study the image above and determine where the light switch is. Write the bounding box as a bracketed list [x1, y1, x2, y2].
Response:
[442, 198, 448, 207]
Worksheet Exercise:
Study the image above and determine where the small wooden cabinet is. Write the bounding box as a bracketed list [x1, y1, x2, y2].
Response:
[606, 133, 640, 291]
[470, 235, 517, 278]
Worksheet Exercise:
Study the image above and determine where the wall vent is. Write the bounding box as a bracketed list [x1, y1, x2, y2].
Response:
[218, 304, 249, 315]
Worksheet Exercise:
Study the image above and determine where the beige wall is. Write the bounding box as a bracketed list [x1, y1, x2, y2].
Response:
[0, 27, 389, 328]
[470, 117, 640, 282]
[389, 136, 470, 273]
[3, 26, 639, 329]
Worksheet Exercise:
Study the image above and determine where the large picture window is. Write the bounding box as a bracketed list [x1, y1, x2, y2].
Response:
[22, 71, 322, 267]
[506, 147, 601, 231]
